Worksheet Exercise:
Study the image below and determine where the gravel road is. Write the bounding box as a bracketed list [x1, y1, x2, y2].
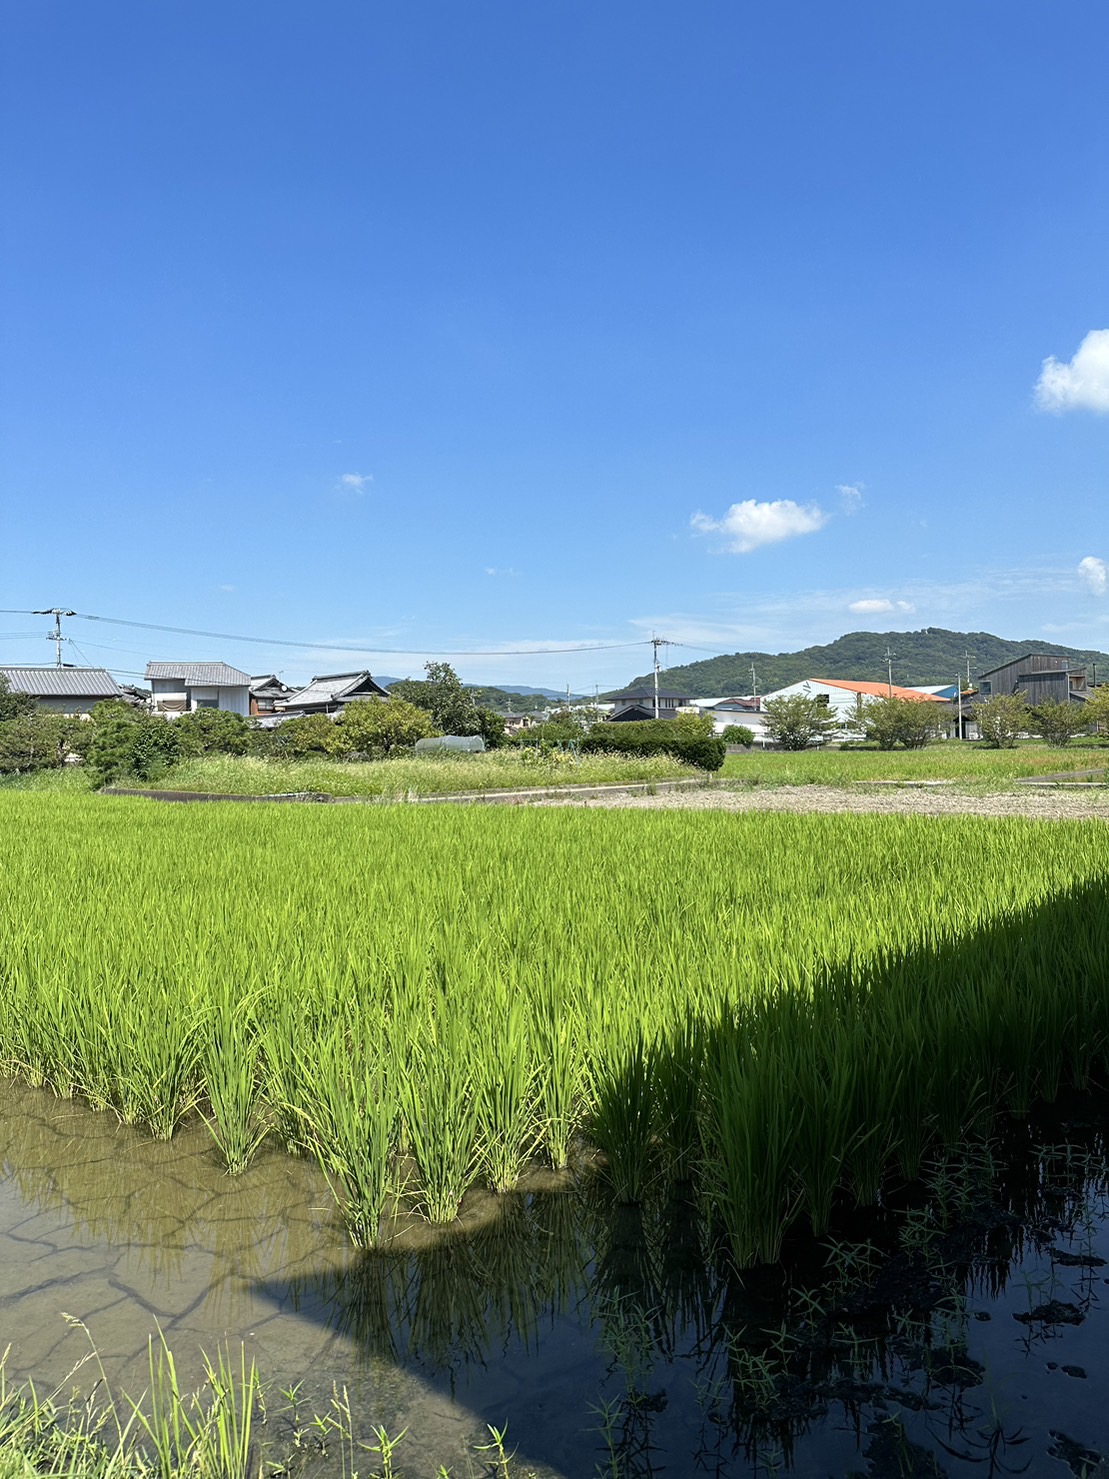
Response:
[536, 783, 1109, 821]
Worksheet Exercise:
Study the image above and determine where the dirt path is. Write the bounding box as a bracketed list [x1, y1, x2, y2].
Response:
[536, 782, 1109, 821]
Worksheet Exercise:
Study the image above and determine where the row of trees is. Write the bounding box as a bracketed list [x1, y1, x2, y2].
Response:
[753, 689, 1109, 751]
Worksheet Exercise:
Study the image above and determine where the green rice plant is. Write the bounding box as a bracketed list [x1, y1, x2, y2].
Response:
[399, 1009, 478, 1225]
[203, 987, 267, 1174]
[531, 984, 584, 1172]
[288, 1012, 400, 1248]
[699, 1019, 804, 1266]
[651, 1016, 706, 1182]
[589, 1032, 659, 1204]
[473, 990, 539, 1192]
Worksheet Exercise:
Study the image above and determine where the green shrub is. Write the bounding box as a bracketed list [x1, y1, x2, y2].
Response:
[87, 714, 180, 786]
[582, 718, 725, 771]
[721, 724, 755, 747]
[174, 707, 252, 756]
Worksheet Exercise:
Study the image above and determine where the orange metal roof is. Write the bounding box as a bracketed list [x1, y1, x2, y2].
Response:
[812, 679, 947, 703]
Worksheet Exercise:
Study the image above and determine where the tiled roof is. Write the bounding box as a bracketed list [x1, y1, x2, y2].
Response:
[813, 679, 947, 703]
[145, 662, 252, 686]
[0, 666, 123, 698]
[284, 672, 386, 706]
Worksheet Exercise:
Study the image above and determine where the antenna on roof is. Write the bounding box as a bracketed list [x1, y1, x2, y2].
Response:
[33, 608, 76, 666]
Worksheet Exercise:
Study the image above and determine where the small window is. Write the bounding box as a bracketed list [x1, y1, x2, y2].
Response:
[194, 697, 218, 709]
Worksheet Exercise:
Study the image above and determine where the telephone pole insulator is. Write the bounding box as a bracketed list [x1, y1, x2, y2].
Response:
[33, 607, 76, 666]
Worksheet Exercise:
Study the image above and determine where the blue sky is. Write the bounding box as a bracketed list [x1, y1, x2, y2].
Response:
[1, 2, 1107, 692]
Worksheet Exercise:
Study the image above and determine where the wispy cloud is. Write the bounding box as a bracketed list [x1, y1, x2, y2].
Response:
[217, 583, 236, 593]
[1078, 555, 1108, 596]
[848, 597, 915, 615]
[1035, 329, 1109, 414]
[337, 471, 373, 494]
[691, 498, 829, 554]
[484, 566, 520, 577]
[837, 483, 864, 514]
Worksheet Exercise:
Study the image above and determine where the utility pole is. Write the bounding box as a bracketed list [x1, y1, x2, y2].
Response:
[651, 634, 673, 719]
[963, 651, 974, 692]
[34, 607, 75, 666]
[956, 673, 963, 742]
[750, 663, 758, 699]
[884, 645, 895, 698]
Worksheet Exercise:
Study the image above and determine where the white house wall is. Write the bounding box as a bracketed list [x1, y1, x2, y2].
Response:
[150, 679, 250, 716]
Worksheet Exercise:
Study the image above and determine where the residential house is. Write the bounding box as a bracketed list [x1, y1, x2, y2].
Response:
[975, 654, 1088, 707]
[608, 687, 691, 722]
[502, 712, 542, 736]
[145, 662, 253, 716]
[249, 675, 295, 716]
[280, 671, 390, 716]
[0, 665, 123, 716]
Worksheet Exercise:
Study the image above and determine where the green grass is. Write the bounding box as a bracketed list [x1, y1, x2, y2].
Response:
[1, 795, 1108, 1263]
[721, 742, 1109, 786]
[0, 767, 93, 793]
[148, 748, 697, 797]
[0, 1321, 537, 1479]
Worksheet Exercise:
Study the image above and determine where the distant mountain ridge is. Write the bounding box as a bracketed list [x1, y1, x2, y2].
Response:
[616, 628, 1109, 698]
[377, 677, 584, 711]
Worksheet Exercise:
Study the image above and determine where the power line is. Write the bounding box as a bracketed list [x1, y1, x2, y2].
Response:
[67, 610, 650, 658]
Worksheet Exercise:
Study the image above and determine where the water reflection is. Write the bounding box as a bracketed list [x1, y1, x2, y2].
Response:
[6, 1079, 1109, 1476]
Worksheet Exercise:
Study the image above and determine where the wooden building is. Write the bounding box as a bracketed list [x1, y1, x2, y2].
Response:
[976, 654, 1088, 707]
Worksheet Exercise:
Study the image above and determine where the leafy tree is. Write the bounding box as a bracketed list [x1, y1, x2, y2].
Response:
[266, 713, 351, 759]
[761, 694, 837, 750]
[0, 712, 81, 772]
[1084, 685, 1109, 739]
[851, 695, 944, 750]
[389, 662, 501, 739]
[87, 713, 180, 785]
[1028, 698, 1089, 748]
[335, 698, 435, 756]
[0, 674, 36, 722]
[174, 707, 252, 756]
[974, 693, 1029, 749]
[471, 706, 507, 748]
[389, 662, 475, 731]
[721, 724, 754, 747]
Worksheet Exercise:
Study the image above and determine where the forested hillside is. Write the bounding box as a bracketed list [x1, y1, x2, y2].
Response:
[617, 628, 1109, 697]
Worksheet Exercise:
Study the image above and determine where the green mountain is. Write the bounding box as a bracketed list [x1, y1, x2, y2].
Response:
[616, 628, 1109, 698]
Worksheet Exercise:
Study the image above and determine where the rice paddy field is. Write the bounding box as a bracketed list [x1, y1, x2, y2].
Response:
[721, 741, 1108, 785]
[2, 792, 1108, 1270]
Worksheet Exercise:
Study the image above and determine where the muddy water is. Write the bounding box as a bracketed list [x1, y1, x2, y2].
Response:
[5, 1082, 1109, 1478]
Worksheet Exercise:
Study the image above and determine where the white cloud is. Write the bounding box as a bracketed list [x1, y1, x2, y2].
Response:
[218, 583, 236, 593]
[847, 598, 916, 615]
[1035, 329, 1109, 413]
[338, 471, 373, 493]
[484, 566, 520, 578]
[837, 483, 864, 513]
[691, 498, 829, 554]
[1078, 555, 1108, 596]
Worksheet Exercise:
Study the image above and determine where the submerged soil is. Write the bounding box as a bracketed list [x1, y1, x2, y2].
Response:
[6, 1083, 1109, 1476]
[536, 781, 1109, 821]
